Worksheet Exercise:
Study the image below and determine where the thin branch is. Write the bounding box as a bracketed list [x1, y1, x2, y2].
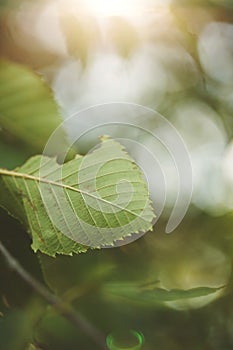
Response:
[0, 240, 107, 350]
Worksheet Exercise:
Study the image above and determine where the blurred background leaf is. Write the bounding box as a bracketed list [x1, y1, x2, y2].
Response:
[0, 60, 68, 156]
[0, 301, 45, 350]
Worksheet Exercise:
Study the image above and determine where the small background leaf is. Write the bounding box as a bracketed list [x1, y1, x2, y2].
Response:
[102, 282, 224, 306]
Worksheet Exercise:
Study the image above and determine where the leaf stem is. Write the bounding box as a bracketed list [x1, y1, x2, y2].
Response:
[0, 240, 107, 350]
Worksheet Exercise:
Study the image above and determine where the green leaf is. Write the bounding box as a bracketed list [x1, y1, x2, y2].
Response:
[0, 300, 44, 350]
[0, 138, 155, 256]
[102, 281, 224, 305]
[0, 60, 68, 154]
[0, 138, 30, 170]
[25, 345, 38, 350]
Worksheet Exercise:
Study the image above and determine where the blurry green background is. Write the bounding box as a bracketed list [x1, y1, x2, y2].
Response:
[0, 0, 233, 349]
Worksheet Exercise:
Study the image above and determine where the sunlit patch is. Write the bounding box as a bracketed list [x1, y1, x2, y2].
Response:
[157, 244, 231, 310]
[84, 0, 139, 17]
[82, 0, 169, 17]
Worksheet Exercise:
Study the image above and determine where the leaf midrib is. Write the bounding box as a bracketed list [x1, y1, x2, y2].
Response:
[0, 168, 151, 222]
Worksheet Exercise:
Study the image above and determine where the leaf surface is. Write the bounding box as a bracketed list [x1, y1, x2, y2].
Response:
[0, 60, 67, 154]
[0, 138, 155, 256]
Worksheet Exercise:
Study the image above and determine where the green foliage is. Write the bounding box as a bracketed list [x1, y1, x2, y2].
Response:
[0, 138, 30, 169]
[0, 300, 44, 350]
[0, 137, 155, 256]
[0, 2, 233, 349]
[0, 60, 68, 155]
[102, 281, 224, 305]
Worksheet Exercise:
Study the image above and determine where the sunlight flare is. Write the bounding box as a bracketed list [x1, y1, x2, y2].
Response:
[83, 0, 161, 17]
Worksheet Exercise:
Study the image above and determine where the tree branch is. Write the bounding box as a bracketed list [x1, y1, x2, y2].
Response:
[0, 240, 107, 350]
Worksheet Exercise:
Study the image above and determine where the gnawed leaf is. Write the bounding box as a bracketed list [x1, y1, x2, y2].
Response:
[0, 138, 155, 256]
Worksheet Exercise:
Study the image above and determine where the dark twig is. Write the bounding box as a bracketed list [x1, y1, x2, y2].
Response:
[0, 240, 107, 350]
